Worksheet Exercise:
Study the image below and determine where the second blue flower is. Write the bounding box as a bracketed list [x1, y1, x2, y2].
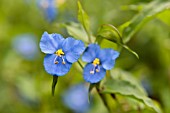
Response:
[82, 44, 119, 83]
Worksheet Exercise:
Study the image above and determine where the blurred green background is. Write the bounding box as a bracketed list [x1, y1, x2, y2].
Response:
[0, 0, 170, 113]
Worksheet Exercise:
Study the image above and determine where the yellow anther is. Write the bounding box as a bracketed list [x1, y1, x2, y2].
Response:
[96, 69, 100, 72]
[55, 49, 64, 56]
[62, 61, 66, 64]
[55, 61, 59, 64]
[93, 58, 100, 66]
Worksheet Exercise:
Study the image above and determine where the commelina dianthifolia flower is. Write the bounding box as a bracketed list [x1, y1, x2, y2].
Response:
[82, 44, 119, 83]
[40, 32, 85, 76]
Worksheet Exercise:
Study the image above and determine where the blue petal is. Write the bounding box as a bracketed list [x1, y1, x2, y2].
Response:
[98, 49, 120, 62]
[62, 37, 76, 52]
[65, 40, 85, 63]
[50, 33, 64, 48]
[97, 49, 107, 62]
[40, 32, 64, 54]
[71, 40, 85, 54]
[83, 64, 106, 83]
[99, 49, 119, 70]
[44, 54, 72, 76]
[65, 53, 80, 63]
[102, 60, 115, 70]
[112, 50, 119, 59]
[82, 44, 100, 63]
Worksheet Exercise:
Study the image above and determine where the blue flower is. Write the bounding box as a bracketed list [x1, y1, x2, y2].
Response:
[12, 34, 39, 60]
[40, 32, 85, 76]
[63, 84, 90, 113]
[38, 0, 57, 22]
[82, 44, 119, 83]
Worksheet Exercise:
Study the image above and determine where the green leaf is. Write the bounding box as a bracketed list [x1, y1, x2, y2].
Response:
[157, 10, 170, 27]
[77, 1, 90, 33]
[120, 0, 170, 43]
[52, 76, 58, 96]
[97, 24, 139, 59]
[64, 22, 89, 43]
[122, 44, 139, 59]
[110, 69, 147, 96]
[100, 69, 162, 113]
[64, 22, 95, 43]
[77, 1, 92, 43]
[97, 24, 123, 44]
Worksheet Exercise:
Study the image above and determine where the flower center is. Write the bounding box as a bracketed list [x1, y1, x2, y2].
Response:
[90, 58, 100, 74]
[54, 49, 65, 64]
[55, 49, 64, 56]
[92, 58, 100, 66]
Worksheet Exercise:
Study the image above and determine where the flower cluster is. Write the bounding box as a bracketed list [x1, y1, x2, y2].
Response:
[40, 32, 119, 83]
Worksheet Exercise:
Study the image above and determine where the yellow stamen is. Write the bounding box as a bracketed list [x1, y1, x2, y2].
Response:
[55, 49, 64, 56]
[93, 58, 100, 66]
[96, 69, 99, 72]
[55, 61, 59, 64]
[62, 61, 65, 64]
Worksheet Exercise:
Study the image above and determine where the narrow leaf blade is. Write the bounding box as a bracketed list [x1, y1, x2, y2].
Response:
[120, 1, 170, 43]
[52, 76, 58, 96]
[77, 1, 90, 35]
[64, 22, 89, 43]
[122, 45, 139, 59]
[77, 1, 94, 43]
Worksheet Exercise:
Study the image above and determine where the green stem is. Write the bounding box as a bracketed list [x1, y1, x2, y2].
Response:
[77, 60, 84, 69]
[96, 83, 111, 112]
[137, 106, 141, 113]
